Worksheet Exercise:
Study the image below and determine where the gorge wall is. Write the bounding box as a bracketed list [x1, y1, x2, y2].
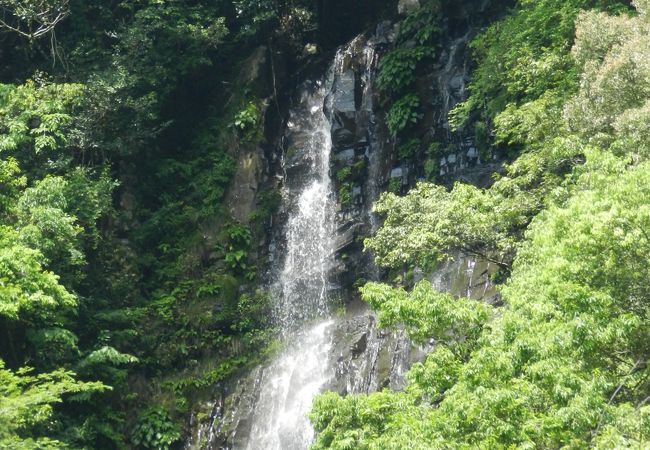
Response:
[185, 1, 505, 448]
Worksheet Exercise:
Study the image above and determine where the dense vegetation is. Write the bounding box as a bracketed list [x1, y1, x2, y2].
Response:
[3, 0, 649, 448]
[0, 0, 343, 447]
[311, 0, 650, 448]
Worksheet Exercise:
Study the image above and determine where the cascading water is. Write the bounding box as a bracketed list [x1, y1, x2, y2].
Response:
[183, 40, 394, 450]
[273, 80, 336, 326]
[243, 320, 333, 449]
[243, 68, 338, 450]
[185, 20, 501, 449]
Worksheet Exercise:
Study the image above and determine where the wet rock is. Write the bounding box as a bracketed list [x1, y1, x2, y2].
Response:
[185, 366, 264, 450]
[332, 126, 355, 148]
[239, 46, 269, 98]
[334, 222, 362, 254]
[328, 306, 430, 395]
[449, 74, 466, 94]
[351, 332, 368, 358]
[424, 252, 500, 304]
[332, 70, 356, 114]
[187, 4, 513, 448]
[372, 20, 398, 45]
[333, 148, 355, 163]
[224, 47, 275, 224]
[329, 70, 358, 149]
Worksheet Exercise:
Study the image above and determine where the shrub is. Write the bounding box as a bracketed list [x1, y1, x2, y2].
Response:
[131, 407, 180, 450]
[231, 101, 260, 141]
[376, 47, 431, 94]
[386, 94, 420, 136]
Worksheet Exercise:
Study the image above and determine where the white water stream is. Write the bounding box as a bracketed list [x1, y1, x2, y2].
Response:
[244, 69, 338, 450]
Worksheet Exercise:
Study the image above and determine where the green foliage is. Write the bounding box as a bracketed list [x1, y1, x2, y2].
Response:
[366, 182, 518, 270]
[224, 224, 252, 273]
[17, 176, 84, 268]
[335, 164, 365, 209]
[232, 0, 315, 41]
[161, 355, 251, 395]
[423, 142, 440, 179]
[387, 177, 402, 194]
[361, 280, 490, 345]
[385, 94, 420, 136]
[231, 101, 261, 142]
[26, 328, 79, 370]
[0, 359, 106, 448]
[566, 9, 650, 153]
[377, 0, 442, 96]
[314, 156, 650, 449]
[131, 407, 180, 450]
[335, 166, 352, 183]
[375, 0, 443, 148]
[62, 168, 117, 247]
[224, 249, 248, 272]
[233, 289, 272, 333]
[14, 0, 650, 448]
[423, 159, 437, 180]
[451, 0, 626, 132]
[114, 3, 228, 92]
[0, 226, 75, 322]
[0, 0, 317, 446]
[473, 121, 490, 154]
[376, 47, 431, 94]
[396, 138, 420, 161]
[338, 183, 352, 207]
[251, 188, 282, 226]
[226, 224, 252, 248]
[76, 346, 138, 381]
[0, 157, 25, 213]
[0, 80, 84, 171]
[313, 2, 650, 449]
[396, 0, 443, 46]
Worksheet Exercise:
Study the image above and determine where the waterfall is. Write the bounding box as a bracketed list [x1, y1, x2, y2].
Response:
[185, 28, 446, 450]
[243, 64, 339, 450]
[243, 321, 334, 449]
[274, 79, 336, 327]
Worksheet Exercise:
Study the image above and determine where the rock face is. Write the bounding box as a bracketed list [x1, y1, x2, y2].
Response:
[226, 145, 264, 224]
[184, 247, 498, 449]
[325, 26, 396, 289]
[425, 0, 502, 186]
[185, 3, 508, 448]
[328, 305, 428, 395]
[184, 315, 418, 449]
[185, 367, 264, 450]
[224, 47, 272, 225]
